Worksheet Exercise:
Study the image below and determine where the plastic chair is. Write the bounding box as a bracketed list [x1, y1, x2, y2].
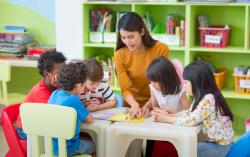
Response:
[172, 59, 184, 85]
[1, 103, 27, 157]
[115, 93, 123, 107]
[20, 103, 91, 157]
[226, 132, 250, 157]
[0, 60, 26, 106]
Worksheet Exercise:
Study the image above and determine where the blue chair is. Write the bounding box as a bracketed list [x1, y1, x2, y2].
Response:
[227, 132, 250, 157]
[115, 94, 123, 107]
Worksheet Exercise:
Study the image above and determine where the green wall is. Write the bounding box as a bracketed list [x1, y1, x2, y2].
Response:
[0, 1, 55, 45]
[0, 1, 55, 94]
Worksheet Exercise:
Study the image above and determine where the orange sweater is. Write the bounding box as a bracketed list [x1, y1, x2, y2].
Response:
[114, 42, 170, 107]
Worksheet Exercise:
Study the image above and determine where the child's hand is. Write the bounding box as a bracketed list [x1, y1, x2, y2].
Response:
[162, 106, 176, 114]
[90, 98, 101, 105]
[154, 114, 170, 123]
[152, 108, 168, 115]
[87, 104, 99, 112]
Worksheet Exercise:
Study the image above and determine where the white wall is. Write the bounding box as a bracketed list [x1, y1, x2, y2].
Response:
[55, 0, 84, 60]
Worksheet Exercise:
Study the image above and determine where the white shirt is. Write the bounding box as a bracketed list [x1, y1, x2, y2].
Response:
[149, 84, 185, 112]
[79, 80, 115, 104]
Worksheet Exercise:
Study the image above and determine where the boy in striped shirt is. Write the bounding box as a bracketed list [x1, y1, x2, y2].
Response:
[79, 58, 117, 112]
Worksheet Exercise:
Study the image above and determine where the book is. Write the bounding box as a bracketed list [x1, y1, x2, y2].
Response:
[108, 114, 145, 123]
[92, 112, 145, 123]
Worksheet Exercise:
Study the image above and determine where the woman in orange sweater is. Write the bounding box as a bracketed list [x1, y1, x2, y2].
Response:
[114, 12, 170, 119]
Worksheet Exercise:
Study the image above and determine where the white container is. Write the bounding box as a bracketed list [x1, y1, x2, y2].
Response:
[152, 34, 180, 46]
[103, 32, 117, 43]
[89, 32, 103, 43]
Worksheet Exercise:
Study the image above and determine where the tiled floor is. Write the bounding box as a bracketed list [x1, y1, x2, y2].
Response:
[0, 126, 8, 156]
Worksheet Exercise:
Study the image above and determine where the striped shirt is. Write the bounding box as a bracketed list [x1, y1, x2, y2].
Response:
[79, 80, 115, 105]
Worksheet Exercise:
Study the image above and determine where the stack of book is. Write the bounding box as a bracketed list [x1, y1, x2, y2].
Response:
[0, 25, 37, 58]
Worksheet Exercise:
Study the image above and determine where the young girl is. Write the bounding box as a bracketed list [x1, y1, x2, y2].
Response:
[152, 61, 234, 157]
[147, 56, 190, 114]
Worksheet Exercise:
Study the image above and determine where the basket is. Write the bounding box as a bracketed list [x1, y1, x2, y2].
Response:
[214, 69, 227, 89]
[199, 26, 231, 48]
[246, 118, 250, 132]
[233, 74, 250, 95]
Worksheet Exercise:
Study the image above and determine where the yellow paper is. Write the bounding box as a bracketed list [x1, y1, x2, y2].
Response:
[108, 114, 145, 123]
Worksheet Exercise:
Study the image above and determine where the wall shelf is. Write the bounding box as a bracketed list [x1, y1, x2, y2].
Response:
[56, 1, 250, 136]
[222, 89, 250, 100]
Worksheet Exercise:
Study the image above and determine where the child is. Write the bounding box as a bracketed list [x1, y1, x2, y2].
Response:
[152, 61, 234, 157]
[79, 58, 117, 112]
[147, 56, 190, 114]
[146, 56, 190, 157]
[16, 50, 66, 140]
[48, 62, 95, 156]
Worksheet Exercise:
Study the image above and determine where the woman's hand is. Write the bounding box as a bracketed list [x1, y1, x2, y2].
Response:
[129, 105, 141, 119]
[141, 105, 151, 118]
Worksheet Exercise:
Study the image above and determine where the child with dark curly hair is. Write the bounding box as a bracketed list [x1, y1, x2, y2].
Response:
[48, 62, 95, 156]
[16, 50, 66, 140]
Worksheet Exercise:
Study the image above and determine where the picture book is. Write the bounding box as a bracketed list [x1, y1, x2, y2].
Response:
[92, 112, 145, 123]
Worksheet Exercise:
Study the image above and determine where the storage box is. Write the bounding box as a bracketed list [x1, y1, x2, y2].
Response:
[199, 26, 231, 48]
[103, 32, 117, 43]
[152, 34, 180, 46]
[233, 74, 250, 95]
[246, 118, 250, 132]
[214, 69, 227, 89]
[89, 32, 103, 43]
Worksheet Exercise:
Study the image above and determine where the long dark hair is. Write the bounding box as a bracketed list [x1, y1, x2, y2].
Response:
[116, 12, 156, 51]
[147, 56, 181, 95]
[183, 61, 233, 121]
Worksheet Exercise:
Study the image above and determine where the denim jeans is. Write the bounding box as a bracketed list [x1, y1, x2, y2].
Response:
[198, 142, 233, 157]
[16, 127, 27, 140]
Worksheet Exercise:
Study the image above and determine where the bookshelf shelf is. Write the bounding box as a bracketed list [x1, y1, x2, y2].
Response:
[84, 43, 116, 48]
[189, 46, 249, 53]
[56, 1, 250, 135]
[222, 89, 250, 100]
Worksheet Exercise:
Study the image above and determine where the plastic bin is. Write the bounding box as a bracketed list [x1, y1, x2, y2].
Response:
[233, 74, 250, 95]
[246, 118, 250, 132]
[199, 26, 231, 48]
[214, 69, 227, 89]
[89, 32, 103, 43]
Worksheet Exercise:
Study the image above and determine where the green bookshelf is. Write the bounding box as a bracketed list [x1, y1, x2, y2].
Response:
[83, 2, 250, 136]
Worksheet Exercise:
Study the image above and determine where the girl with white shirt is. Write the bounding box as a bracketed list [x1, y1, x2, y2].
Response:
[146, 56, 190, 114]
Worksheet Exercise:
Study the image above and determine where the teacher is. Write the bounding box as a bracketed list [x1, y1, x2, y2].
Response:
[114, 12, 170, 118]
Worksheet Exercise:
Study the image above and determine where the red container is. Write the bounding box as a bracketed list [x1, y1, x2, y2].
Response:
[27, 46, 55, 55]
[199, 26, 231, 48]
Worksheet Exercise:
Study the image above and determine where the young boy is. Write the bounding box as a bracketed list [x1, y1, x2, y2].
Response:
[16, 50, 66, 140]
[48, 62, 94, 156]
[79, 58, 117, 112]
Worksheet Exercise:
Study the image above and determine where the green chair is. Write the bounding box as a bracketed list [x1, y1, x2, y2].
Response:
[20, 103, 91, 157]
[0, 60, 26, 105]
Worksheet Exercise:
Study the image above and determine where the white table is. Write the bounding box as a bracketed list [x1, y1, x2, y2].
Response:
[81, 107, 129, 157]
[105, 118, 201, 157]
